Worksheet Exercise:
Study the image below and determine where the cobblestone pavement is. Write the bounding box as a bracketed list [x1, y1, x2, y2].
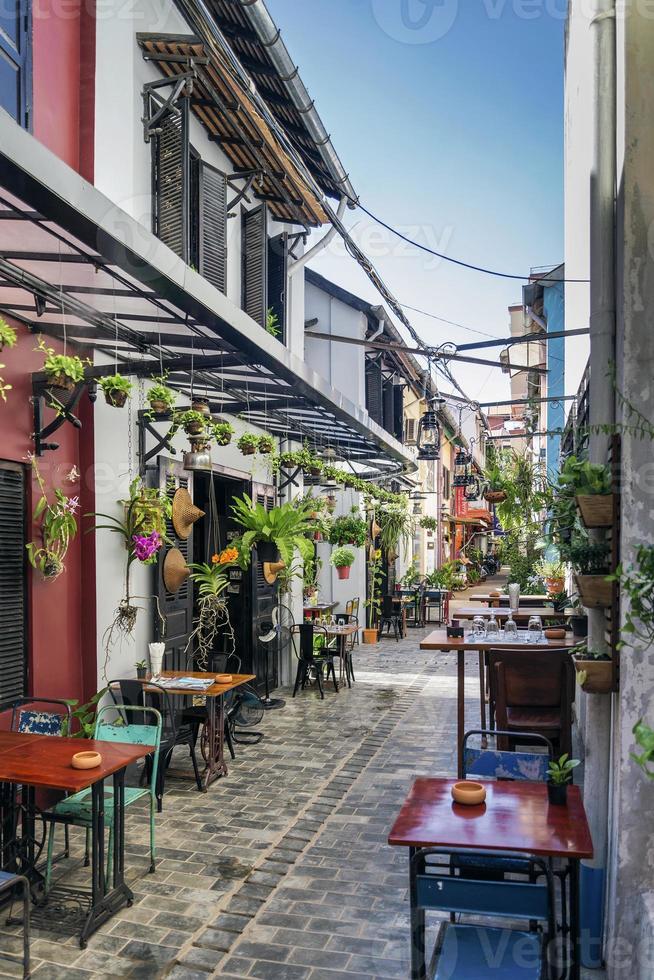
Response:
[1, 614, 603, 979]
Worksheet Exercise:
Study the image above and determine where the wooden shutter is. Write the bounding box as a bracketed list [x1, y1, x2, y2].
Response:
[405, 418, 417, 445]
[0, 463, 26, 701]
[365, 358, 383, 425]
[152, 98, 189, 260]
[155, 460, 194, 671]
[393, 385, 405, 441]
[383, 378, 394, 434]
[199, 162, 227, 293]
[267, 233, 288, 342]
[242, 205, 267, 327]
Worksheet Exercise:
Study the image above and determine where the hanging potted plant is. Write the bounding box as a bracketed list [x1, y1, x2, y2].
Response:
[147, 375, 177, 415]
[237, 432, 259, 456]
[330, 546, 355, 580]
[378, 502, 414, 560]
[572, 644, 613, 694]
[0, 317, 17, 352]
[258, 434, 275, 455]
[546, 754, 580, 806]
[570, 539, 612, 608]
[99, 374, 133, 409]
[483, 460, 507, 504]
[324, 493, 337, 514]
[231, 494, 316, 566]
[124, 478, 171, 538]
[176, 409, 208, 439]
[36, 336, 88, 402]
[210, 420, 234, 447]
[329, 508, 367, 547]
[558, 456, 613, 529]
[185, 555, 236, 668]
[535, 558, 566, 596]
[26, 456, 79, 580]
[191, 395, 211, 415]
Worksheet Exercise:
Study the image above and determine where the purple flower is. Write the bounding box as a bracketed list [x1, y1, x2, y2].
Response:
[132, 531, 162, 562]
[64, 496, 80, 513]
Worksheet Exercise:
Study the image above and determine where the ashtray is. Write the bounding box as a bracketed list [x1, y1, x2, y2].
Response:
[72, 751, 102, 770]
[215, 674, 233, 683]
[544, 628, 566, 639]
[451, 781, 486, 806]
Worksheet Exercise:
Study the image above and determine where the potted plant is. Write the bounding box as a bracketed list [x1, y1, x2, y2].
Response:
[266, 307, 280, 338]
[277, 450, 299, 470]
[186, 557, 235, 668]
[210, 420, 234, 446]
[135, 659, 148, 680]
[610, 543, 654, 647]
[191, 395, 211, 415]
[363, 550, 383, 643]
[36, 336, 87, 401]
[26, 456, 79, 580]
[231, 494, 316, 565]
[535, 558, 566, 596]
[419, 515, 438, 533]
[147, 375, 177, 415]
[175, 409, 208, 438]
[0, 317, 17, 352]
[258, 434, 275, 455]
[570, 539, 612, 608]
[569, 598, 588, 638]
[99, 373, 132, 408]
[378, 503, 414, 560]
[558, 456, 613, 528]
[572, 644, 613, 694]
[329, 509, 367, 548]
[303, 556, 322, 603]
[546, 754, 580, 805]
[237, 432, 259, 456]
[324, 493, 337, 514]
[483, 461, 507, 504]
[330, 546, 355, 580]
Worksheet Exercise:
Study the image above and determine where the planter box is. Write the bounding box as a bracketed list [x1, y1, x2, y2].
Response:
[574, 655, 613, 694]
[576, 494, 614, 529]
[574, 573, 612, 609]
[362, 628, 378, 644]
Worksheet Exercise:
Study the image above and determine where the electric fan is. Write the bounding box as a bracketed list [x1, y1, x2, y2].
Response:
[257, 602, 295, 709]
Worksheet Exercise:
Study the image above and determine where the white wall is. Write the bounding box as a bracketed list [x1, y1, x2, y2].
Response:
[304, 281, 367, 402]
[314, 489, 366, 616]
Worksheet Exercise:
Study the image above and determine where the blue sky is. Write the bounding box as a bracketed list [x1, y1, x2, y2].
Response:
[267, 0, 565, 402]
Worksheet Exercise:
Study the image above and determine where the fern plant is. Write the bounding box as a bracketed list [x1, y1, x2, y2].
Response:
[231, 494, 316, 566]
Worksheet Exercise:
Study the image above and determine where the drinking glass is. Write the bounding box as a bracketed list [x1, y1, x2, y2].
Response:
[485, 614, 500, 640]
[503, 616, 518, 641]
[472, 615, 487, 639]
[528, 615, 543, 643]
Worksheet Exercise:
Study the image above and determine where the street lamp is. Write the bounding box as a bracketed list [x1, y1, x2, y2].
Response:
[453, 449, 471, 487]
[417, 410, 441, 461]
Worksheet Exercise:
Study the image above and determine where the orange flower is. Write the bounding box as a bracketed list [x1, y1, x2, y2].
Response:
[211, 554, 220, 565]
[218, 546, 238, 565]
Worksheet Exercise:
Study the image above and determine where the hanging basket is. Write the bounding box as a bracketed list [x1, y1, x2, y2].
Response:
[574, 574, 612, 609]
[104, 388, 128, 409]
[191, 397, 211, 415]
[484, 489, 506, 504]
[129, 496, 167, 537]
[149, 399, 169, 415]
[573, 655, 613, 694]
[336, 565, 351, 580]
[576, 494, 614, 529]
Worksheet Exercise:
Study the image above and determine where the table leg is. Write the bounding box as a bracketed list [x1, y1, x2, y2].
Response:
[478, 652, 487, 736]
[203, 695, 227, 790]
[570, 859, 580, 980]
[409, 847, 426, 980]
[457, 650, 465, 778]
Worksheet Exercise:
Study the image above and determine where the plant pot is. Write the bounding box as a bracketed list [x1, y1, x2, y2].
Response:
[185, 421, 206, 437]
[240, 445, 257, 456]
[257, 541, 279, 563]
[571, 614, 588, 638]
[547, 782, 568, 806]
[129, 499, 166, 537]
[362, 628, 378, 645]
[313, 531, 322, 542]
[307, 465, 322, 477]
[104, 388, 128, 408]
[191, 398, 211, 415]
[574, 574, 612, 609]
[46, 382, 75, 405]
[136, 667, 147, 680]
[574, 655, 613, 694]
[149, 399, 169, 415]
[545, 577, 565, 596]
[484, 489, 507, 504]
[576, 493, 613, 529]
[336, 565, 351, 580]
[215, 434, 232, 447]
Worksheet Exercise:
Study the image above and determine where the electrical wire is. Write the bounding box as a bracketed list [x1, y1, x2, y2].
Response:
[356, 201, 590, 284]
[400, 303, 500, 339]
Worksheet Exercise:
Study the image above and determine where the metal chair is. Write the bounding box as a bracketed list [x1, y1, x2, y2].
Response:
[379, 594, 403, 641]
[8, 697, 72, 736]
[44, 705, 162, 890]
[0, 871, 30, 978]
[334, 613, 355, 685]
[183, 652, 243, 759]
[410, 845, 557, 980]
[345, 597, 360, 647]
[290, 624, 338, 699]
[109, 678, 202, 808]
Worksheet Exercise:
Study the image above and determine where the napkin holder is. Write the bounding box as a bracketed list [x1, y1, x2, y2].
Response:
[447, 625, 464, 638]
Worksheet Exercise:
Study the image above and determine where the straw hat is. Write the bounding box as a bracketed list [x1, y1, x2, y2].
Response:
[172, 487, 205, 539]
[263, 560, 286, 585]
[163, 547, 190, 593]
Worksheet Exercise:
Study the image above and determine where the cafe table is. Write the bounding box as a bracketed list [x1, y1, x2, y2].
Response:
[155, 671, 255, 788]
[420, 628, 577, 775]
[0, 730, 153, 946]
[454, 605, 574, 622]
[324, 623, 359, 686]
[468, 592, 554, 607]
[388, 776, 593, 980]
[303, 602, 337, 619]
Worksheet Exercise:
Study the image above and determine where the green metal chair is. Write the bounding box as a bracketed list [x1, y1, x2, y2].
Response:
[43, 704, 162, 892]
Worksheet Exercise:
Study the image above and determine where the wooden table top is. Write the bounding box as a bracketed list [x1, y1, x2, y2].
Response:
[156, 671, 255, 698]
[0, 732, 152, 792]
[324, 624, 359, 636]
[454, 606, 573, 620]
[420, 628, 576, 652]
[388, 777, 593, 859]
[469, 594, 553, 604]
[303, 602, 337, 612]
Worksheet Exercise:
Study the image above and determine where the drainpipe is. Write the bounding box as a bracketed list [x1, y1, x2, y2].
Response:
[289, 195, 347, 276]
[581, 1, 616, 967]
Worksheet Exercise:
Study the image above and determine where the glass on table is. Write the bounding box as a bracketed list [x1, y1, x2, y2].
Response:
[485, 613, 500, 640]
[472, 615, 487, 639]
[503, 616, 518, 641]
[527, 615, 543, 642]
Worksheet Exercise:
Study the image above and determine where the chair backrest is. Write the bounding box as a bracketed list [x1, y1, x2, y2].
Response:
[462, 729, 553, 782]
[489, 649, 572, 708]
[9, 698, 72, 737]
[291, 623, 329, 663]
[345, 599, 353, 617]
[108, 679, 177, 747]
[334, 613, 350, 626]
[381, 594, 397, 618]
[94, 704, 162, 799]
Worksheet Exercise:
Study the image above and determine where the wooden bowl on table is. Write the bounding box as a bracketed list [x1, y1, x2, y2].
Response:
[71, 751, 102, 770]
[451, 781, 486, 806]
[544, 628, 566, 640]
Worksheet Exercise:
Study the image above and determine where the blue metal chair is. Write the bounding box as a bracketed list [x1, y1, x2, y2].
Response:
[410, 846, 557, 979]
[0, 870, 30, 978]
[43, 704, 162, 892]
[9, 697, 72, 737]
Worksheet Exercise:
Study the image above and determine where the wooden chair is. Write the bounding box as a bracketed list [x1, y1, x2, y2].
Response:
[490, 649, 574, 757]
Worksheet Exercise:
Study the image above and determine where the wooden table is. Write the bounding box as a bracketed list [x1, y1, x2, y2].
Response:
[157, 671, 255, 788]
[469, 593, 554, 606]
[0, 731, 152, 946]
[420, 629, 577, 775]
[454, 606, 573, 622]
[324, 624, 359, 686]
[388, 777, 593, 980]
[303, 602, 337, 619]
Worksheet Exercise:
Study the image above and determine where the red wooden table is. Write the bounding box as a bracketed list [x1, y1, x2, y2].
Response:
[0, 731, 153, 946]
[389, 777, 593, 979]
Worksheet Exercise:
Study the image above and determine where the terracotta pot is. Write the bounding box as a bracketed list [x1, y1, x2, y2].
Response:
[149, 399, 169, 414]
[104, 388, 128, 408]
[576, 493, 613, 529]
[240, 445, 257, 456]
[185, 420, 205, 436]
[72, 751, 102, 770]
[451, 781, 486, 806]
[574, 574, 612, 609]
[545, 577, 565, 596]
[574, 656, 613, 694]
[362, 628, 378, 645]
[336, 565, 351, 580]
[547, 782, 568, 806]
[484, 489, 507, 504]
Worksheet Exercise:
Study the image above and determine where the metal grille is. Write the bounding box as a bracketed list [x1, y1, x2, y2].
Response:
[199, 162, 227, 293]
[242, 205, 267, 327]
[0, 464, 26, 701]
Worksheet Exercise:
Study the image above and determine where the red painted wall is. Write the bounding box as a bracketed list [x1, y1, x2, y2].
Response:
[1, 318, 95, 703]
[31, 0, 95, 181]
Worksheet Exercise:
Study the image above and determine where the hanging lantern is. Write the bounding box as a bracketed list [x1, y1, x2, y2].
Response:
[453, 449, 471, 487]
[412, 499, 422, 516]
[417, 411, 441, 461]
[464, 475, 481, 501]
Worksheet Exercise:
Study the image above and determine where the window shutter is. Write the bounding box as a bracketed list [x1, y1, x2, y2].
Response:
[365, 358, 383, 425]
[199, 162, 227, 293]
[267, 234, 288, 343]
[383, 378, 394, 433]
[405, 418, 417, 445]
[393, 385, 405, 441]
[0, 0, 30, 127]
[152, 98, 189, 260]
[0, 464, 26, 701]
[242, 205, 267, 328]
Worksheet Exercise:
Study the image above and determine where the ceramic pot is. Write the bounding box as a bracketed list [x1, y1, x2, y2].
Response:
[149, 642, 165, 676]
[149, 399, 168, 414]
[136, 667, 147, 680]
[571, 614, 588, 638]
[451, 781, 486, 806]
[336, 565, 351, 580]
[545, 577, 565, 596]
[547, 782, 568, 806]
[72, 751, 102, 770]
[362, 628, 378, 645]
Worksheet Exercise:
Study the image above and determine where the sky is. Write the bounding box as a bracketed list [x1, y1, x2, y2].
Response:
[266, 0, 566, 406]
